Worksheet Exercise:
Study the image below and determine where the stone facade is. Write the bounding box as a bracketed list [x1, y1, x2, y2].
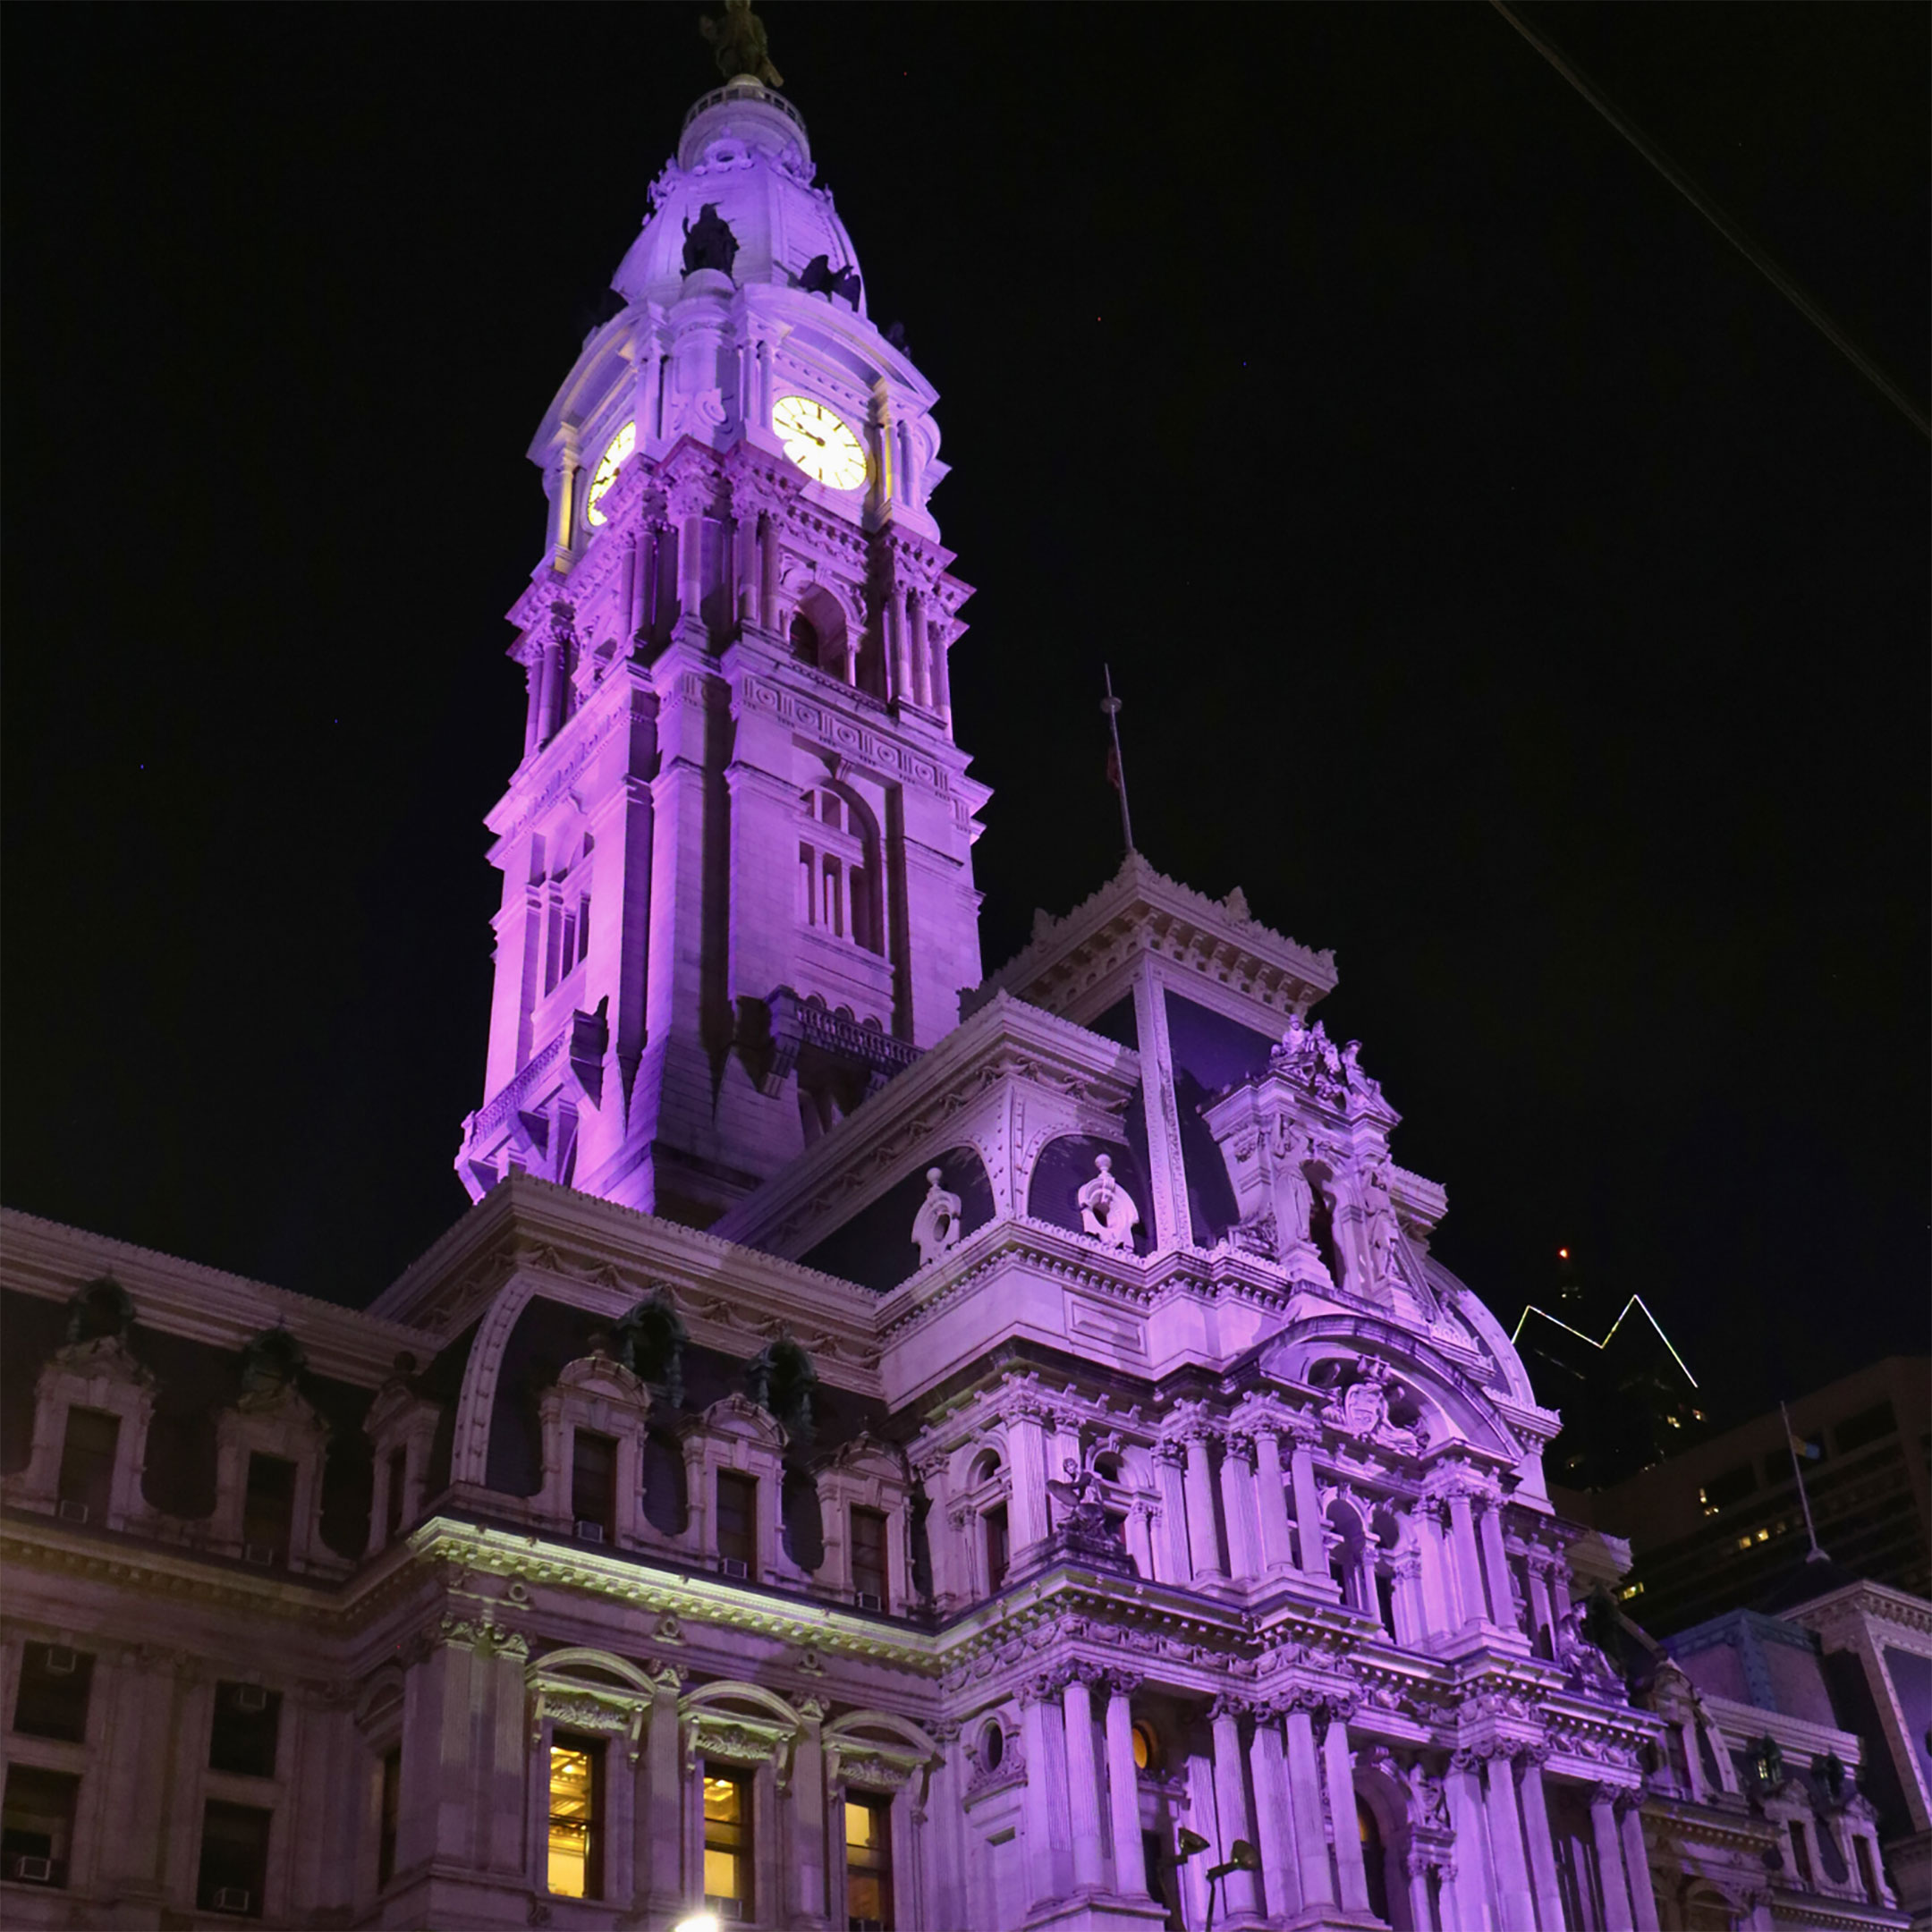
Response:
[0, 47, 1919, 1932]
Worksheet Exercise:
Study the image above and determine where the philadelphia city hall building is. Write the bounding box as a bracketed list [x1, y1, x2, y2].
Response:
[3, 18, 1925, 1932]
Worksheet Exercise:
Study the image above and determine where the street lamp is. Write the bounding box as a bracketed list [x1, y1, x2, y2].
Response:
[671, 1915, 720, 1932]
[1200, 1836, 1261, 1932]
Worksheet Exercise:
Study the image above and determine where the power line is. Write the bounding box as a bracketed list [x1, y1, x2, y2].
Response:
[1490, 1, 1930, 442]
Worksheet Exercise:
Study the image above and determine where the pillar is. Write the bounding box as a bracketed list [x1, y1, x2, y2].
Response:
[1103, 1675, 1146, 1903]
[1483, 1754, 1534, 1930]
[1283, 1705, 1335, 1909]
[1405, 1848, 1436, 1932]
[1392, 1552, 1426, 1646]
[1252, 1428, 1297, 1576]
[1325, 1710, 1370, 1914]
[1619, 1796, 1660, 1932]
[791, 1697, 828, 1925]
[1445, 1487, 1489, 1625]
[1289, 1438, 1327, 1580]
[733, 493, 761, 625]
[1479, 1501, 1517, 1633]
[1527, 1560, 1556, 1656]
[1218, 1434, 1262, 1580]
[643, 1670, 683, 1914]
[758, 507, 778, 631]
[1446, 1758, 1496, 1932]
[1005, 1405, 1051, 1554]
[909, 590, 932, 708]
[1519, 1758, 1566, 1932]
[1182, 1429, 1224, 1580]
[926, 1721, 966, 1932]
[1151, 1443, 1192, 1583]
[1247, 1712, 1301, 1920]
[1589, 1786, 1634, 1932]
[1208, 1699, 1259, 1920]
[1019, 1677, 1071, 1907]
[887, 580, 911, 701]
[1063, 1670, 1106, 1893]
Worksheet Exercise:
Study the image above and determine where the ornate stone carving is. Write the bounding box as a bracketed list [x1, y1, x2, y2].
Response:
[1076, 1154, 1140, 1250]
[911, 1166, 964, 1266]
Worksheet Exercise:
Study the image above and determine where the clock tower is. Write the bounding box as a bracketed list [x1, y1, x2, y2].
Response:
[456, 59, 987, 1224]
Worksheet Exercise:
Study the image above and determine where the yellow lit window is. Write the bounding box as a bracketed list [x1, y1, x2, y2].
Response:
[845, 1793, 894, 1928]
[703, 1768, 751, 1912]
[1131, 1721, 1158, 1771]
[547, 1737, 602, 1898]
[1737, 1536, 1754, 1552]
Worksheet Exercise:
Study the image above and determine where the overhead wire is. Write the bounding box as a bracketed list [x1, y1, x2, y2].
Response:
[1490, 0, 1930, 442]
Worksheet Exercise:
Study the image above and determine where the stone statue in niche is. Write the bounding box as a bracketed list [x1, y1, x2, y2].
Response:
[682, 203, 741, 277]
[1043, 1454, 1131, 1572]
[1360, 1159, 1399, 1286]
[911, 1167, 964, 1266]
[1077, 1154, 1140, 1250]
[1268, 1116, 1315, 1248]
[1554, 1596, 1624, 1695]
[699, 0, 784, 88]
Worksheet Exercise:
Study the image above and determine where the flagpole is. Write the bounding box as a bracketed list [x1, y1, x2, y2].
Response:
[1782, 1400, 1827, 1564]
[1102, 664, 1135, 855]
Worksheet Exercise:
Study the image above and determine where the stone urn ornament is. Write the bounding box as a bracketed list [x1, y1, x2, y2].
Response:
[911, 1167, 964, 1266]
[1077, 1154, 1140, 1250]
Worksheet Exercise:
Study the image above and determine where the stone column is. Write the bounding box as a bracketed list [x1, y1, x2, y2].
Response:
[1150, 1443, 1192, 1583]
[1589, 1786, 1635, 1932]
[1619, 1794, 1660, 1932]
[1218, 1433, 1262, 1580]
[1478, 1501, 1517, 1633]
[732, 487, 762, 625]
[620, 529, 640, 640]
[1445, 1487, 1490, 1625]
[1416, 1507, 1457, 1634]
[1127, 960, 1191, 1250]
[886, 579, 911, 702]
[1019, 1674, 1071, 1907]
[1103, 1674, 1146, 1903]
[791, 1696, 828, 1926]
[909, 590, 932, 708]
[1519, 1754, 1566, 1932]
[1392, 1551, 1426, 1646]
[1446, 1756, 1497, 1932]
[671, 478, 708, 641]
[1289, 1437, 1327, 1580]
[1247, 1710, 1300, 1920]
[1182, 1428, 1224, 1581]
[1324, 1707, 1370, 1914]
[1526, 1560, 1556, 1656]
[1283, 1704, 1335, 1910]
[1483, 1753, 1534, 1929]
[642, 1668, 684, 1916]
[925, 1721, 966, 1932]
[1124, 1502, 1156, 1581]
[1208, 1699, 1259, 1921]
[1251, 1427, 1298, 1576]
[758, 506, 779, 632]
[1405, 1847, 1436, 1932]
[1063, 1669, 1106, 1894]
[930, 616, 953, 727]
[1005, 1404, 1051, 1555]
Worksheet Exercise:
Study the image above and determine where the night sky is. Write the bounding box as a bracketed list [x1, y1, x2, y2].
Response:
[5, 5, 1925, 1432]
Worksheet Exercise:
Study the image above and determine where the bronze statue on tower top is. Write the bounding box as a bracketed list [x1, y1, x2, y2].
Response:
[700, 0, 784, 89]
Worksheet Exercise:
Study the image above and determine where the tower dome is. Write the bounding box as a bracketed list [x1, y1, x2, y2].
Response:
[611, 76, 866, 315]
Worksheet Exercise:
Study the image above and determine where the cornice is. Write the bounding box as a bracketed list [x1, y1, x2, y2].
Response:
[364, 1175, 885, 1385]
[0, 1208, 436, 1386]
[978, 852, 1337, 1021]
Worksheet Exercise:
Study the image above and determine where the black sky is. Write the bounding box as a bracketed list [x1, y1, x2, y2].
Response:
[4, 4, 1926, 1429]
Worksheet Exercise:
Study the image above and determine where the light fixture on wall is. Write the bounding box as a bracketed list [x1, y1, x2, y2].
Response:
[671, 1915, 720, 1932]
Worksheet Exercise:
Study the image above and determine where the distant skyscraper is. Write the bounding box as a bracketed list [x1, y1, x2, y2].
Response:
[1513, 1248, 1706, 1488]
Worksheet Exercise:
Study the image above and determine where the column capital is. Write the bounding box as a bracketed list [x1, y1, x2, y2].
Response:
[1223, 1430, 1258, 1468]
[1151, 1439, 1189, 1469]
[1208, 1693, 1258, 1726]
[1104, 1667, 1145, 1699]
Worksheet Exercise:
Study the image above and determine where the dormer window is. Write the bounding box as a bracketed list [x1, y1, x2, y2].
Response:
[242, 1453, 296, 1565]
[716, 1470, 758, 1574]
[797, 787, 880, 953]
[572, 1430, 618, 1542]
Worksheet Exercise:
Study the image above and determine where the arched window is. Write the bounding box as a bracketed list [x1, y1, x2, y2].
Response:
[791, 611, 821, 665]
[1356, 1798, 1390, 1924]
[797, 785, 883, 953]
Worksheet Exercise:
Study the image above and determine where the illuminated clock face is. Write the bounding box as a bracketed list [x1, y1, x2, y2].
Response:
[585, 419, 636, 526]
[772, 394, 867, 491]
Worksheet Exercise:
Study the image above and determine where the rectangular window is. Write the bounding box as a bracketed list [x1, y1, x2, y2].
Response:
[56, 1407, 120, 1523]
[547, 1735, 603, 1899]
[845, 1793, 894, 1930]
[208, 1682, 282, 1778]
[13, 1642, 94, 1742]
[1700, 1463, 1757, 1512]
[851, 1505, 889, 1609]
[377, 1750, 401, 1889]
[242, 1453, 297, 1563]
[1854, 1834, 1879, 1901]
[703, 1767, 753, 1916]
[984, 1504, 1009, 1593]
[2, 1764, 79, 1888]
[571, 1430, 617, 1539]
[1835, 1401, 1897, 1454]
[384, 1447, 407, 1541]
[716, 1471, 757, 1571]
[197, 1800, 271, 1916]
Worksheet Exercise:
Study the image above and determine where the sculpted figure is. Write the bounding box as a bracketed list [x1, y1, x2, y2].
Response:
[682, 203, 741, 276]
[1077, 1154, 1140, 1250]
[911, 1166, 964, 1266]
[699, 0, 784, 87]
[1360, 1159, 1398, 1282]
[1268, 1116, 1315, 1247]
